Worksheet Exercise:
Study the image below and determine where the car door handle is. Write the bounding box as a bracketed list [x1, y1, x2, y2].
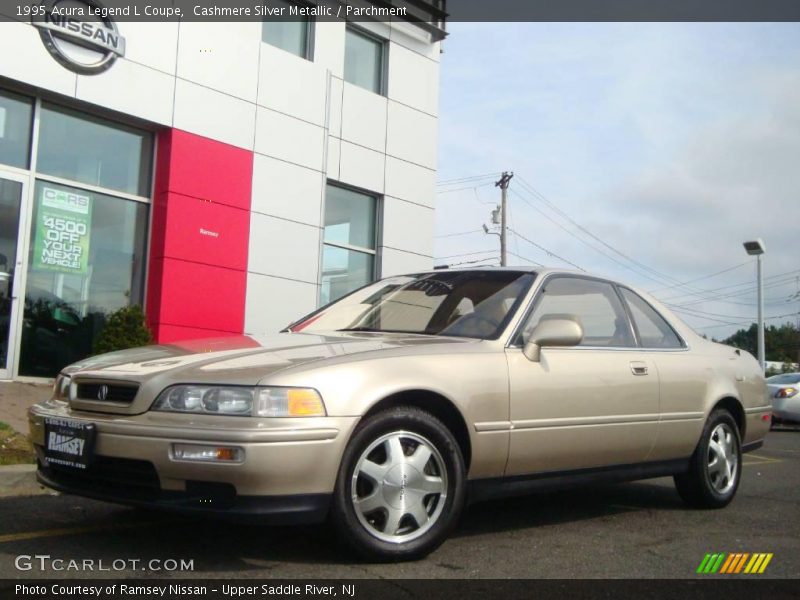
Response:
[630, 361, 648, 376]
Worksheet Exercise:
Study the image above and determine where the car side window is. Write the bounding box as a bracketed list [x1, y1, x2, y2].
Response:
[619, 288, 684, 349]
[517, 277, 635, 348]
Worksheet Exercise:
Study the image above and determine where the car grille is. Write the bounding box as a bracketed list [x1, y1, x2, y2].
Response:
[76, 383, 139, 403]
[42, 455, 160, 499]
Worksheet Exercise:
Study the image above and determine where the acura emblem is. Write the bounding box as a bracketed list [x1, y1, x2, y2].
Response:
[97, 385, 109, 401]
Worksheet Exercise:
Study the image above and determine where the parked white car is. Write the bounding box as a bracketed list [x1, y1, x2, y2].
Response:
[767, 373, 800, 425]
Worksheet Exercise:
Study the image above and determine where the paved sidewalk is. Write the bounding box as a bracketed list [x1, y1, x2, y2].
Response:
[0, 381, 52, 435]
[0, 382, 52, 497]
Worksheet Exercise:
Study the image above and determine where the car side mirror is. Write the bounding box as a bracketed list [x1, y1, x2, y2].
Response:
[523, 317, 584, 362]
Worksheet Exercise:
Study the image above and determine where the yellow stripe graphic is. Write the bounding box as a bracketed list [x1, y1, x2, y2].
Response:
[744, 554, 760, 574]
[758, 554, 773, 574]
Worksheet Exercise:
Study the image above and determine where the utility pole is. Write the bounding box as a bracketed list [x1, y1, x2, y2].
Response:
[495, 171, 513, 267]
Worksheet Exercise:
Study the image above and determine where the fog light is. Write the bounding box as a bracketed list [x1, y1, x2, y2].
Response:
[172, 443, 244, 463]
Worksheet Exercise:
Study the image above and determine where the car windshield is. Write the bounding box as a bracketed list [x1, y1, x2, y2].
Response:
[286, 270, 536, 339]
[767, 373, 800, 384]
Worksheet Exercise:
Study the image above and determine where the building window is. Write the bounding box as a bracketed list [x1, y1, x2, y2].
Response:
[344, 25, 386, 95]
[321, 184, 378, 305]
[37, 103, 152, 196]
[0, 89, 33, 169]
[261, 0, 314, 59]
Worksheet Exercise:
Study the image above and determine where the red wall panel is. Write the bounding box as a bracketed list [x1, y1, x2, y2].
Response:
[155, 129, 253, 210]
[153, 192, 249, 271]
[147, 129, 253, 343]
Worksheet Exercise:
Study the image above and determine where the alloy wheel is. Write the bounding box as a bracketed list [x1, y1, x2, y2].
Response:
[707, 423, 738, 494]
[351, 430, 448, 544]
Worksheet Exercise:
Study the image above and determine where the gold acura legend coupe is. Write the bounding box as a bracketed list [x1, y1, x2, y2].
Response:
[29, 268, 771, 560]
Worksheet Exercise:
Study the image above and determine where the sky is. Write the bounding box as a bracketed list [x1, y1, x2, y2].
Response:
[434, 22, 800, 341]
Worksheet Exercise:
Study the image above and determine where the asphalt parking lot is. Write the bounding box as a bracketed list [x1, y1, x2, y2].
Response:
[0, 428, 798, 580]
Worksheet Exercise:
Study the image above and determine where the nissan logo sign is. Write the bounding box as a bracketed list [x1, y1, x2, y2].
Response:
[32, 0, 126, 75]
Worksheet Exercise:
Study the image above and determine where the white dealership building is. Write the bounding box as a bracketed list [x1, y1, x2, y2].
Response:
[0, 1, 446, 379]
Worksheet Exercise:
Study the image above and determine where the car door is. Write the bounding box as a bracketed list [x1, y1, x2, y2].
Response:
[616, 286, 705, 461]
[505, 275, 660, 476]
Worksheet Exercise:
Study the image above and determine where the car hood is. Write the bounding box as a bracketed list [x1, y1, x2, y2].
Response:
[62, 332, 473, 415]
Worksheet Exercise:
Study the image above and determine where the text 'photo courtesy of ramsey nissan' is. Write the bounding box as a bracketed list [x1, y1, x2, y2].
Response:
[0, 1, 798, 598]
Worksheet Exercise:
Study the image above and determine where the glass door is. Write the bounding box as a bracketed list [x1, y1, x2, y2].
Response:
[0, 170, 28, 379]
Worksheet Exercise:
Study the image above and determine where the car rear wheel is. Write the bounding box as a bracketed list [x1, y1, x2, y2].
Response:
[331, 406, 466, 561]
[674, 409, 742, 508]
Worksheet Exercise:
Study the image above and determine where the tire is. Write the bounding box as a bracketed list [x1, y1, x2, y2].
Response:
[331, 406, 466, 561]
[674, 409, 742, 509]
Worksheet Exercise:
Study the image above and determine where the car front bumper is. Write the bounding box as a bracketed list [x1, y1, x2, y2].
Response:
[29, 400, 360, 523]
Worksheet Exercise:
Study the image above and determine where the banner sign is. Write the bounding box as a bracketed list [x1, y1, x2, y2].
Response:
[32, 186, 93, 274]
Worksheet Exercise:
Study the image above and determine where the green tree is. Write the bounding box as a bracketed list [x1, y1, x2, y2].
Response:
[93, 305, 153, 355]
[721, 321, 800, 364]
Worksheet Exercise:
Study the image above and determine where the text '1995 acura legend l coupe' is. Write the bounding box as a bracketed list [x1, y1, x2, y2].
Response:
[29, 268, 771, 560]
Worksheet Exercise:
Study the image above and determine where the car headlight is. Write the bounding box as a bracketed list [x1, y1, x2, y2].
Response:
[151, 385, 326, 417]
[53, 374, 71, 401]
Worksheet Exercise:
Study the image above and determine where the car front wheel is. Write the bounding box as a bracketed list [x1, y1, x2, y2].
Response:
[674, 409, 742, 508]
[331, 406, 466, 561]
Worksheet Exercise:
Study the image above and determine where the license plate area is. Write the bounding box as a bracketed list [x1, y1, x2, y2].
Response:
[44, 418, 96, 469]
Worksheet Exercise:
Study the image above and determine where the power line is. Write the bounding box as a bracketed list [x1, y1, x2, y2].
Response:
[507, 250, 545, 267]
[435, 229, 483, 239]
[436, 182, 495, 195]
[509, 186, 675, 287]
[666, 304, 758, 321]
[507, 227, 586, 271]
[515, 175, 685, 287]
[647, 261, 753, 294]
[658, 268, 800, 303]
[436, 256, 500, 268]
[672, 276, 800, 307]
[435, 249, 498, 260]
[437, 172, 500, 186]
[510, 174, 797, 310]
[693, 312, 800, 330]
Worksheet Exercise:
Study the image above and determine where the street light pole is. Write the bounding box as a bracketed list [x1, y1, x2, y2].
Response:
[757, 253, 765, 372]
[743, 239, 766, 372]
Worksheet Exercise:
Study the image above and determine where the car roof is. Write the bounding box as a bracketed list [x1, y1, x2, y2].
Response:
[419, 265, 701, 344]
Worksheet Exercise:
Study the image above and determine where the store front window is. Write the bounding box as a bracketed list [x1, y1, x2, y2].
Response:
[0, 87, 152, 378]
[19, 181, 149, 377]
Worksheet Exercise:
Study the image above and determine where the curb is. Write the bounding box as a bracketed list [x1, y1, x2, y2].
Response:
[0, 463, 52, 498]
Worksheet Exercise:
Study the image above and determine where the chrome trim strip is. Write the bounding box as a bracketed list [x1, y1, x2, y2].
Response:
[659, 412, 704, 422]
[474, 421, 512, 433]
[512, 414, 660, 430]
